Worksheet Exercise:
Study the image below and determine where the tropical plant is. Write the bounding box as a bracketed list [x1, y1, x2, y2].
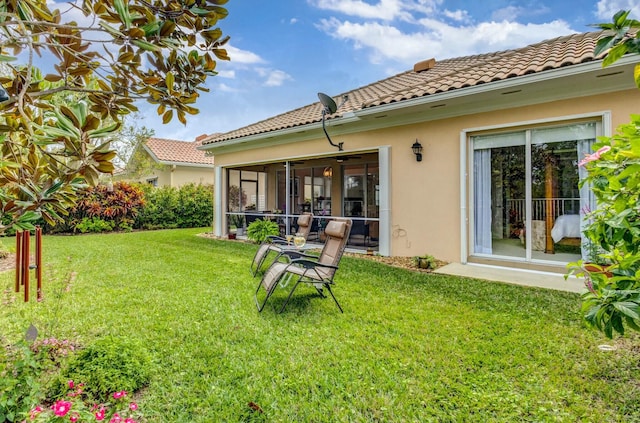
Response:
[567, 117, 640, 337]
[228, 213, 245, 230]
[566, 10, 640, 338]
[247, 218, 280, 243]
[413, 254, 437, 270]
[0, 0, 230, 234]
[591, 10, 640, 87]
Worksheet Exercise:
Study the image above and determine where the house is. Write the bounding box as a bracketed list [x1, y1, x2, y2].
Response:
[121, 135, 215, 187]
[199, 31, 640, 274]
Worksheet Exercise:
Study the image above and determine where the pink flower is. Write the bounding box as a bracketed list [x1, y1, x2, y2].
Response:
[29, 406, 43, 420]
[129, 402, 138, 411]
[52, 400, 72, 417]
[124, 419, 137, 423]
[95, 407, 106, 421]
[579, 145, 611, 166]
[113, 390, 127, 399]
[68, 380, 74, 389]
[109, 414, 122, 423]
[70, 412, 79, 422]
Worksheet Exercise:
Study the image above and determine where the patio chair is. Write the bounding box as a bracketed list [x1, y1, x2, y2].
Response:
[254, 218, 352, 313]
[250, 213, 314, 276]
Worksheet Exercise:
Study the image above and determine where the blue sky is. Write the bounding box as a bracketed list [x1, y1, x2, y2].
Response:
[76, 1, 640, 141]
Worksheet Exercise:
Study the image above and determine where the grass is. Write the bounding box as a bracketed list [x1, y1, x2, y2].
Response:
[1, 228, 639, 422]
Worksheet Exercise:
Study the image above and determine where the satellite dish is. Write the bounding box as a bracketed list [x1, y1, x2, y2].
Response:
[318, 92, 337, 114]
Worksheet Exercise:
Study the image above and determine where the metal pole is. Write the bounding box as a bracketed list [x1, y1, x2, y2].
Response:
[15, 231, 21, 292]
[22, 231, 30, 302]
[36, 226, 42, 301]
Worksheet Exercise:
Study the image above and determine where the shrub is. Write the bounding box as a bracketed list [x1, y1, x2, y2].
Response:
[247, 218, 280, 243]
[0, 342, 43, 423]
[51, 337, 151, 403]
[135, 183, 213, 230]
[413, 254, 437, 269]
[567, 115, 640, 338]
[74, 217, 115, 233]
[134, 184, 178, 230]
[175, 183, 213, 228]
[43, 182, 145, 234]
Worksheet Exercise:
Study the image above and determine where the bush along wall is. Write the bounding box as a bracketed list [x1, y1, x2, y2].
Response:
[41, 182, 212, 234]
[134, 183, 213, 230]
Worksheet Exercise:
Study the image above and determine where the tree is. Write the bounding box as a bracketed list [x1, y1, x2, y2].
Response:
[0, 0, 230, 233]
[566, 10, 640, 338]
[592, 10, 640, 86]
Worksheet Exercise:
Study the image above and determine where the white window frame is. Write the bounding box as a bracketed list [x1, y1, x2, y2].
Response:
[459, 111, 611, 264]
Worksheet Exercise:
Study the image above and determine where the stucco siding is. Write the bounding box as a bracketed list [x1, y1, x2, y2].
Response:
[208, 88, 639, 261]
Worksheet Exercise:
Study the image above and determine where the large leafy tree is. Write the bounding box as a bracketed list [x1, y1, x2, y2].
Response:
[0, 0, 229, 233]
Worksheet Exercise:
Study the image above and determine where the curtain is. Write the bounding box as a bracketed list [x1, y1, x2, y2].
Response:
[474, 149, 492, 254]
[577, 139, 595, 260]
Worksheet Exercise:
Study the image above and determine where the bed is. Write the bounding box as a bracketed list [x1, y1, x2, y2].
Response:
[551, 214, 581, 243]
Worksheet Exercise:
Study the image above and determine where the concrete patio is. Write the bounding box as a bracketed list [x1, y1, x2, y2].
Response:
[434, 262, 584, 293]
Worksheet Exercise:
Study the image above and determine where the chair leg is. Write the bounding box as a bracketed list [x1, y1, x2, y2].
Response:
[278, 277, 304, 313]
[255, 266, 286, 312]
[324, 284, 344, 313]
[251, 244, 270, 276]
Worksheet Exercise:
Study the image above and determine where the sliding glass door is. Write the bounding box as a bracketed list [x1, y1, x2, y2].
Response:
[472, 122, 596, 263]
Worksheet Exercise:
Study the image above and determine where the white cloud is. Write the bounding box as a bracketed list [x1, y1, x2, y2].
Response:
[443, 9, 471, 23]
[311, 0, 442, 22]
[290, 18, 299, 24]
[596, 0, 640, 19]
[317, 17, 576, 66]
[217, 83, 240, 93]
[217, 70, 236, 79]
[225, 45, 264, 65]
[263, 70, 294, 87]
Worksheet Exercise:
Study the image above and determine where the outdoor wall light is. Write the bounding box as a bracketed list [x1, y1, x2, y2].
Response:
[323, 166, 333, 177]
[412, 139, 423, 162]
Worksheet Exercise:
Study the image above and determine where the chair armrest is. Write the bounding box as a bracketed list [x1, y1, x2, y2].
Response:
[266, 235, 287, 244]
[280, 250, 318, 260]
[289, 259, 338, 270]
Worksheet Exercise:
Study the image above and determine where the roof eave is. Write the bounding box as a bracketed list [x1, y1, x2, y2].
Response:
[353, 57, 635, 119]
[200, 55, 638, 153]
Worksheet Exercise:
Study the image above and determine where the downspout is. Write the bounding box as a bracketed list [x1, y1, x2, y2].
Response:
[214, 166, 223, 236]
[459, 131, 467, 264]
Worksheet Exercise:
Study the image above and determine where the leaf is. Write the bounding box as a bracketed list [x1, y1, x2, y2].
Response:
[162, 110, 173, 124]
[0, 54, 16, 62]
[131, 39, 162, 52]
[113, 0, 131, 29]
[635, 64, 640, 89]
[602, 44, 627, 67]
[613, 301, 640, 320]
[165, 72, 175, 94]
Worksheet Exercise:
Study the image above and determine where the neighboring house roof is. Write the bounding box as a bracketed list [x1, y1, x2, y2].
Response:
[201, 31, 613, 146]
[144, 136, 215, 166]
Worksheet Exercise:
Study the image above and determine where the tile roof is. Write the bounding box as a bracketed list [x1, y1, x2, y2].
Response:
[202, 31, 608, 146]
[145, 137, 215, 165]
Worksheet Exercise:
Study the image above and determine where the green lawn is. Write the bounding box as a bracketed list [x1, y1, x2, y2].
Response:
[1, 228, 638, 422]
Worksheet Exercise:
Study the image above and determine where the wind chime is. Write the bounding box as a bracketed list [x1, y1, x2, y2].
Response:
[14, 226, 43, 302]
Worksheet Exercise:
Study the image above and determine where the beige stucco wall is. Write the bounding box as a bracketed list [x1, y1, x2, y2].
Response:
[211, 89, 640, 261]
[125, 165, 213, 187]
